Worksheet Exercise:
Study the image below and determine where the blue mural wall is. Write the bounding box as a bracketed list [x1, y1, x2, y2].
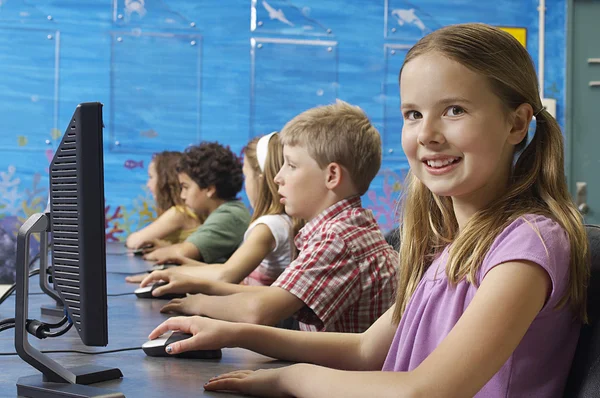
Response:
[0, 0, 567, 282]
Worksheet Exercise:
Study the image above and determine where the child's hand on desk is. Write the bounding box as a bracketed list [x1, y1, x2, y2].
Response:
[160, 294, 205, 315]
[204, 368, 291, 397]
[148, 315, 234, 352]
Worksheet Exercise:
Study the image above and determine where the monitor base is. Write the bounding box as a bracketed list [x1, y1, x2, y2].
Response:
[17, 365, 124, 397]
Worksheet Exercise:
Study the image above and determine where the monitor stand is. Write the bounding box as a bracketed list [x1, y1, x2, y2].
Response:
[15, 213, 124, 398]
[38, 231, 65, 318]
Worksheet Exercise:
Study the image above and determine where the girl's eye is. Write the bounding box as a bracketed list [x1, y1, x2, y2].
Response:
[446, 106, 465, 117]
[404, 110, 422, 120]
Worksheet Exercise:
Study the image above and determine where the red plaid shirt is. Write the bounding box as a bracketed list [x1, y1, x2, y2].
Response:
[272, 196, 398, 332]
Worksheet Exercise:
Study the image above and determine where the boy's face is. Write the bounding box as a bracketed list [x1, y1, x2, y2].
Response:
[178, 172, 211, 216]
[274, 145, 329, 221]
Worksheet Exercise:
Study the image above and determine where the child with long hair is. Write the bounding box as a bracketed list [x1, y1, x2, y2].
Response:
[141, 132, 303, 291]
[149, 24, 589, 397]
[126, 151, 201, 250]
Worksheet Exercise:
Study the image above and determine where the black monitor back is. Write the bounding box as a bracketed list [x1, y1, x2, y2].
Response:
[49, 102, 107, 346]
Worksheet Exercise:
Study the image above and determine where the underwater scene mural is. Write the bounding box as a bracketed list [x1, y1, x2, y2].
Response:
[0, 0, 566, 283]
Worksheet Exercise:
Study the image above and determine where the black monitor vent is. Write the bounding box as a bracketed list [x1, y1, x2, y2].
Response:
[50, 129, 81, 327]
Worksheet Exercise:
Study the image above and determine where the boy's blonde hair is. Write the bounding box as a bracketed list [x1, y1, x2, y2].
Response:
[279, 100, 381, 195]
[393, 23, 589, 324]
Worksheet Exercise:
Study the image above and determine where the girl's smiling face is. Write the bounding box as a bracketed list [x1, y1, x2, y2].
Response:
[400, 52, 522, 212]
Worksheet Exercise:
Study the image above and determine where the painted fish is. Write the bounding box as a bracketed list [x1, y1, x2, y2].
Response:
[391, 9, 427, 33]
[45, 149, 54, 163]
[263, 0, 294, 26]
[51, 128, 62, 140]
[140, 129, 158, 138]
[124, 160, 144, 169]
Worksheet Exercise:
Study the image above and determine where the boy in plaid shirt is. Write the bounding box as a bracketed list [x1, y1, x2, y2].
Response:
[147, 100, 397, 333]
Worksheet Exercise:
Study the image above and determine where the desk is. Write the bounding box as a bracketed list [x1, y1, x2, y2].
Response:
[0, 243, 288, 397]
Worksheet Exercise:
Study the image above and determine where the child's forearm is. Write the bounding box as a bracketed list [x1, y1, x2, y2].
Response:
[202, 281, 269, 296]
[278, 364, 414, 398]
[229, 323, 368, 370]
[180, 263, 248, 285]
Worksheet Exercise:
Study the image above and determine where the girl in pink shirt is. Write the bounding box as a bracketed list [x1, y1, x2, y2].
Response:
[148, 23, 589, 397]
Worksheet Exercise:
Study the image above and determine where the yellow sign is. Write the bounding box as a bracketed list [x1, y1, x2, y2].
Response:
[498, 27, 527, 47]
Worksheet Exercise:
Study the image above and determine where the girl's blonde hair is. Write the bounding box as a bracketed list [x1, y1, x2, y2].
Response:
[245, 134, 304, 247]
[393, 23, 589, 324]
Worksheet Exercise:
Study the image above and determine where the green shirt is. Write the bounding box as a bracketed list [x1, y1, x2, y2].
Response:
[185, 200, 251, 263]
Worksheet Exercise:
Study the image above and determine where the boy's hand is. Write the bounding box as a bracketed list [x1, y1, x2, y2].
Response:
[148, 315, 237, 352]
[160, 294, 206, 315]
[204, 368, 292, 397]
[130, 238, 168, 252]
[143, 246, 172, 262]
[154, 255, 186, 265]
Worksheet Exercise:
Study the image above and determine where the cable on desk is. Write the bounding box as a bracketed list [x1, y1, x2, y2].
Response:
[0, 322, 15, 333]
[107, 292, 136, 297]
[0, 346, 143, 356]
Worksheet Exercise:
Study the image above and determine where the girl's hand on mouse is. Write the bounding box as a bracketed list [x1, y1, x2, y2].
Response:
[140, 270, 208, 296]
[204, 367, 292, 397]
[125, 232, 144, 250]
[160, 294, 206, 315]
[140, 269, 172, 288]
[149, 315, 236, 352]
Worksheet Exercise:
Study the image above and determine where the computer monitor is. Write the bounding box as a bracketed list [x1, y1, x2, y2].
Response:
[14, 102, 124, 397]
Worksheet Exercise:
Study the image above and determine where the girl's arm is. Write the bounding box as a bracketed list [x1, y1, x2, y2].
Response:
[141, 224, 278, 296]
[150, 305, 397, 371]
[210, 223, 275, 283]
[164, 223, 275, 283]
[126, 207, 190, 249]
[140, 269, 272, 296]
[143, 241, 201, 262]
[205, 259, 552, 397]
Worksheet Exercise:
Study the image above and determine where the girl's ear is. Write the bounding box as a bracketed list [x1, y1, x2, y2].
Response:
[324, 163, 343, 190]
[508, 103, 534, 145]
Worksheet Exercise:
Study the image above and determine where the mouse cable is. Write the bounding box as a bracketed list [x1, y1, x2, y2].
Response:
[0, 346, 143, 356]
[0, 253, 43, 306]
[107, 292, 136, 297]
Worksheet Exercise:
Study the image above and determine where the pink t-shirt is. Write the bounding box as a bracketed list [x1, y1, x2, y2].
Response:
[382, 215, 580, 397]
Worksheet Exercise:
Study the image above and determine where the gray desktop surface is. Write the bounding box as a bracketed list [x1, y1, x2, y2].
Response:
[0, 242, 289, 397]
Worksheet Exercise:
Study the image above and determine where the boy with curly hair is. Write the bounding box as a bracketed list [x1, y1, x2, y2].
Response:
[144, 142, 251, 263]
